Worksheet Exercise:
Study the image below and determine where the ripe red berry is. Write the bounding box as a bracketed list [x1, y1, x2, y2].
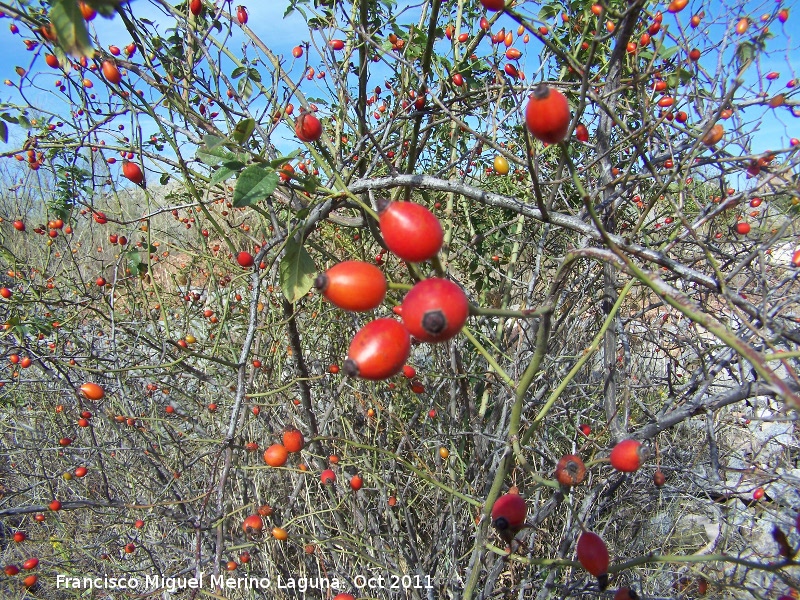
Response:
[576, 531, 609, 588]
[282, 428, 304, 453]
[734, 222, 751, 235]
[555, 454, 587, 486]
[4, 564, 19, 576]
[343, 318, 410, 380]
[236, 5, 248, 25]
[402, 365, 416, 379]
[349, 474, 363, 491]
[295, 112, 322, 143]
[22, 558, 39, 570]
[400, 278, 469, 343]
[13, 531, 26, 543]
[575, 123, 589, 142]
[236, 251, 254, 268]
[315, 261, 387, 312]
[321, 469, 336, 485]
[190, 0, 202, 15]
[491, 492, 527, 542]
[12, 220, 25, 231]
[609, 439, 644, 472]
[263, 443, 289, 467]
[122, 160, 144, 186]
[377, 199, 443, 263]
[242, 514, 264, 535]
[525, 85, 571, 144]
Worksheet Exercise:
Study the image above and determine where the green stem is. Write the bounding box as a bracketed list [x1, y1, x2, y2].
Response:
[521, 279, 634, 447]
[461, 327, 514, 387]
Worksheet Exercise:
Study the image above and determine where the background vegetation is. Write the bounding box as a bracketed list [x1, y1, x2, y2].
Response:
[0, 0, 798, 598]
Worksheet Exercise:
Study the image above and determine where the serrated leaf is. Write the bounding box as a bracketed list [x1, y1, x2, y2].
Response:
[232, 118, 256, 144]
[237, 77, 253, 100]
[302, 176, 318, 194]
[203, 135, 226, 150]
[735, 42, 755, 71]
[126, 251, 141, 272]
[266, 151, 300, 169]
[656, 44, 679, 60]
[0, 122, 7, 144]
[49, 0, 94, 57]
[196, 140, 236, 166]
[279, 238, 316, 303]
[0, 245, 15, 263]
[210, 165, 236, 186]
[233, 166, 279, 207]
[248, 68, 262, 83]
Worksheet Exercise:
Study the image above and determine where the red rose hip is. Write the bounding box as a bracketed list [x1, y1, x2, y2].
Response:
[400, 278, 469, 343]
[609, 439, 645, 472]
[491, 491, 527, 543]
[344, 319, 410, 380]
[576, 530, 610, 589]
[377, 199, 443, 263]
[315, 261, 386, 312]
[525, 85, 571, 144]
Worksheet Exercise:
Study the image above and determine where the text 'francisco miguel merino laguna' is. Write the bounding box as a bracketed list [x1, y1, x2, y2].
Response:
[56, 573, 342, 592]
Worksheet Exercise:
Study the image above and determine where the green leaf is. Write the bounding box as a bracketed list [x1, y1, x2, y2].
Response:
[49, 0, 94, 57]
[656, 44, 679, 60]
[210, 165, 236, 186]
[0, 122, 7, 144]
[232, 118, 256, 145]
[237, 77, 253, 100]
[233, 165, 279, 207]
[735, 42, 755, 71]
[231, 66, 246, 79]
[126, 251, 148, 274]
[279, 238, 316, 303]
[302, 176, 319, 194]
[203, 135, 227, 150]
[248, 68, 262, 83]
[159, 173, 170, 185]
[266, 151, 300, 169]
[196, 137, 236, 166]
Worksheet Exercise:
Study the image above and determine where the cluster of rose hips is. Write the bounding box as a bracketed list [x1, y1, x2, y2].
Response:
[490, 438, 652, 594]
[315, 198, 469, 380]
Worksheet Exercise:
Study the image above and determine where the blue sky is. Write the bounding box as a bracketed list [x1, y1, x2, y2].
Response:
[0, 1, 797, 165]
